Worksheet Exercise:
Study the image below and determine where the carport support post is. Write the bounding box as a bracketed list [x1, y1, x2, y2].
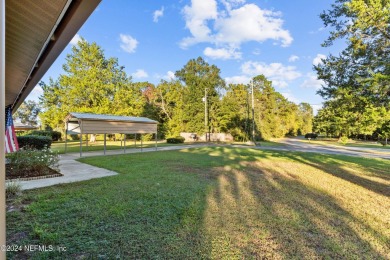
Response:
[124, 134, 126, 153]
[79, 132, 82, 157]
[104, 133, 106, 155]
[155, 132, 157, 151]
[134, 134, 137, 148]
[0, 0, 6, 256]
[65, 121, 68, 153]
[141, 135, 143, 152]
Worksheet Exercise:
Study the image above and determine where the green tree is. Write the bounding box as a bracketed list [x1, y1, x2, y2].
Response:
[297, 103, 313, 135]
[14, 100, 41, 126]
[175, 57, 225, 135]
[314, 0, 390, 138]
[220, 83, 250, 141]
[155, 80, 185, 137]
[40, 39, 139, 131]
[317, 0, 390, 106]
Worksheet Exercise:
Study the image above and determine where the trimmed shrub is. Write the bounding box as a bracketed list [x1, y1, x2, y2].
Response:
[27, 130, 62, 141]
[166, 136, 185, 144]
[304, 133, 318, 139]
[17, 135, 52, 150]
[70, 134, 80, 141]
[51, 131, 62, 141]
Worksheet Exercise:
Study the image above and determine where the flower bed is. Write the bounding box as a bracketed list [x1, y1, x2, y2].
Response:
[6, 148, 62, 180]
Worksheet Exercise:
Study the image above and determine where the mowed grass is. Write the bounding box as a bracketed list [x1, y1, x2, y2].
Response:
[6, 147, 390, 259]
[51, 139, 170, 154]
[52, 140, 283, 154]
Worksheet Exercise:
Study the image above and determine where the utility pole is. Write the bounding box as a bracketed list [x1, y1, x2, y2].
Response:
[204, 88, 208, 142]
[251, 80, 255, 143]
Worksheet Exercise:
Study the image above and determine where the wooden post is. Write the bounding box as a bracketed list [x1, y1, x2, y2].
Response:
[141, 134, 143, 152]
[135, 133, 137, 148]
[86, 134, 88, 152]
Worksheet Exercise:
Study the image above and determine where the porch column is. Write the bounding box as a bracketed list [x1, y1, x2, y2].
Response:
[1, 0, 6, 257]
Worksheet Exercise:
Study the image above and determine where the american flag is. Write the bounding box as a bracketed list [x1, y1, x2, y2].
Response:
[5, 107, 19, 153]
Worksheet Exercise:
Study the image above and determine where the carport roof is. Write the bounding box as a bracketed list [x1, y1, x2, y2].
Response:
[67, 112, 158, 124]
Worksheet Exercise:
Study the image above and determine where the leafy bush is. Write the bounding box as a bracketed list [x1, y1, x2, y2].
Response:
[166, 136, 185, 144]
[304, 133, 318, 139]
[17, 135, 52, 150]
[70, 134, 80, 141]
[142, 134, 154, 142]
[6, 147, 59, 178]
[51, 131, 62, 141]
[339, 136, 349, 145]
[27, 130, 62, 141]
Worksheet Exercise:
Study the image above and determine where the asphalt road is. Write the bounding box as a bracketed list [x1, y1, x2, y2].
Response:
[253, 138, 390, 160]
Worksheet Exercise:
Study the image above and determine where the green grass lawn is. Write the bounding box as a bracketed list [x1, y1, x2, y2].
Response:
[51, 140, 283, 154]
[6, 147, 390, 259]
[51, 139, 171, 154]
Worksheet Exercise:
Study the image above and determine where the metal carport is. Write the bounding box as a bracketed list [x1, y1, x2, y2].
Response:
[65, 112, 158, 157]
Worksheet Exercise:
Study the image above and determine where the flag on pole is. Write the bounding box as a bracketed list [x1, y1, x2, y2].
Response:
[5, 107, 19, 153]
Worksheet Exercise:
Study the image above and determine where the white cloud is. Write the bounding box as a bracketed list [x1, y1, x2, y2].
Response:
[288, 55, 299, 62]
[180, 0, 292, 59]
[181, 0, 218, 48]
[241, 61, 302, 88]
[203, 47, 241, 60]
[313, 54, 326, 66]
[309, 27, 325, 34]
[280, 92, 300, 104]
[70, 34, 82, 45]
[132, 69, 148, 79]
[221, 0, 246, 11]
[301, 73, 324, 90]
[225, 75, 251, 85]
[120, 34, 138, 54]
[153, 6, 164, 22]
[214, 4, 292, 47]
[163, 71, 176, 81]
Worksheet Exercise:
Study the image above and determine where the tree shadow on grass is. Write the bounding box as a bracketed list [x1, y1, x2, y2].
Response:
[187, 146, 390, 196]
[279, 153, 390, 197]
[203, 161, 389, 259]
[7, 146, 389, 259]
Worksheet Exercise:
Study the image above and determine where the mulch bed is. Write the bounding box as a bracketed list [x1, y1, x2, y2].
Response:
[6, 164, 63, 180]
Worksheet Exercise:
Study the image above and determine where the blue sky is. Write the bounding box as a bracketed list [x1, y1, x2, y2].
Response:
[28, 0, 345, 113]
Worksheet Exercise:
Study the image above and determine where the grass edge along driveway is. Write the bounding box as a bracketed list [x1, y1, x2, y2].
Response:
[6, 147, 390, 259]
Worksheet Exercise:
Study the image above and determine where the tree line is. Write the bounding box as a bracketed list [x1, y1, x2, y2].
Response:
[313, 0, 389, 142]
[36, 39, 312, 141]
